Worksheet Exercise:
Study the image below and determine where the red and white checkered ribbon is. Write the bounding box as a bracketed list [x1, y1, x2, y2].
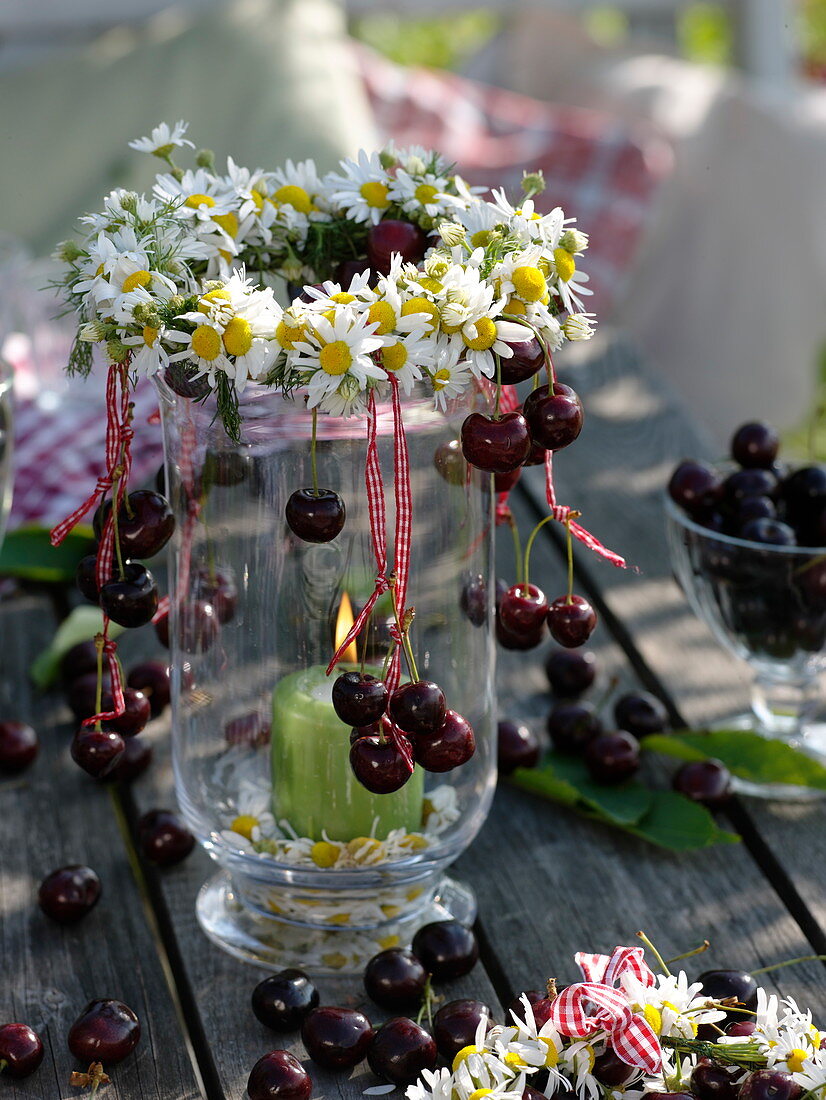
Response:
[544, 449, 628, 569]
[576, 946, 656, 988]
[80, 637, 125, 727]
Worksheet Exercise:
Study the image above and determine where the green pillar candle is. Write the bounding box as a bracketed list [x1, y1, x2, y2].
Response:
[271, 667, 424, 842]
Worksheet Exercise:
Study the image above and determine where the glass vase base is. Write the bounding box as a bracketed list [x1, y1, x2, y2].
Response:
[722, 713, 826, 803]
[195, 870, 477, 975]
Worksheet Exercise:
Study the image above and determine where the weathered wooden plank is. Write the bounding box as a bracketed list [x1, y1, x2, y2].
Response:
[0, 596, 203, 1100]
[517, 333, 826, 949]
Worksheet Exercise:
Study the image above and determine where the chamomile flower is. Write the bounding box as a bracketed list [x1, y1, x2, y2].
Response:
[121, 323, 169, 377]
[365, 276, 436, 338]
[376, 329, 433, 394]
[622, 971, 726, 1040]
[224, 157, 275, 223]
[129, 120, 195, 156]
[153, 169, 240, 257]
[550, 250, 593, 313]
[437, 267, 528, 377]
[325, 150, 393, 225]
[80, 189, 160, 232]
[488, 190, 566, 247]
[558, 1040, 602, 1100]
[166, 317, 232, 385]
[388, 168, 463, 222]
[270, 158, 329, 218]
[563, 313, 597, 342]
[300, 271, 374, 312]
[290, 308, 385, 409]
[427, 343, 473, 412]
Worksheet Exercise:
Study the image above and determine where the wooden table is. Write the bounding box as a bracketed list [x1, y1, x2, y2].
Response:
[2, 334, 825, 1099]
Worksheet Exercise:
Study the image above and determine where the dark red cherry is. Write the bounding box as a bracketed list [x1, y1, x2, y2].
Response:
[100, 688, 151, 737]
[363, 949, 427, 1010]
[737, 495, 776, 524]
[332, 671, 388, 726]
[461, 412, 531, 473]
[499, 584, 549, 635]
[38, 865, 101, 924]
[740, 518, 796, 546]
[300, 1006, 374, 1070]
[137, 808, 195, 866]
[350, 732, 414, 793]
[493, 466, 522, 493]
[106, 735, 153, 783]
[697, 970, 758, 1015]
[162, 600, 219, 653]
[193, 565, 238, 623]
[724, 468, 779, 506]
[613, 691, 668, 738]
[739, 1071, 802, 1100]
[673, 759, 732, 806]
[389, 681, 446, 736]
[522, 436, 547, 467]
[71, 726, 125, 778]
[545, 649, 597, 696]
[497, 719, 541, 774]
[690, 1058, 741, 1100]
[0, 1023, 44, 1078]
[460, 573, 489, 627]
[98, 562, 158, 628]
[413, 710, 475, 772]
[434, 439, 467, 486]
[726, 1020, 757, 1037]
[593, 1048, 637, 1087]
[285, 488, 345, 543]
[164, 363, 211, 400]
[367, 1017, 437, 1085]
[783, 466, 826, 533]
[668, 460, 724, 516]
[0, 721, 39, 773]
[367, 219, 428, 275]
[496, 613, 544, 650]
[60, 641, 99, 684]
[126, 660, 171, 717]
[547, 702, 602, 753]
[522, 382, 583, 451]
[585, 731, 640, 783]
[432, 1000, 493, 1062]
[506, 990, 545, 1025]
[251, 969, 320, 1032]
[498, 337, 545, 384]
[247, 1050, 312, 1100]
[731, 421, 779, 469]
[97, 490, 174, 559]
[547, 594, 597, 647]
[335, 258, 372, 285]
[411, 920, 479, 982]
[225, 712, 271, 747]
[67, 999, 141, 1065]
[76, 554, 109, 602]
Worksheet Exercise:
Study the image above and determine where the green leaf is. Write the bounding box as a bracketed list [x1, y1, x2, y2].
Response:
[626, 790, 740, 851]
[30, 606, 125, 689]
[543, 755, 653, 825]
[643, 729, 826, 792]
[0, 524, 95, 582]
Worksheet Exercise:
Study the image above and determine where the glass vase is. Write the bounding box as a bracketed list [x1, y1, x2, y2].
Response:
[155, 375, 497, 973]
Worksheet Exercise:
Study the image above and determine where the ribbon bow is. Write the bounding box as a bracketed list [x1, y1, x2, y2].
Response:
[548, 946, 662, 1074]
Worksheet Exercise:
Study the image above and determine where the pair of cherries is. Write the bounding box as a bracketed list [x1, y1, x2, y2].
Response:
[497, 582, 597, 651]
[332, 671, 475, 793]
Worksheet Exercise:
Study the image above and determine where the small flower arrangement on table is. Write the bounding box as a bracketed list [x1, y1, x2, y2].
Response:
[52, 120, 625, 792]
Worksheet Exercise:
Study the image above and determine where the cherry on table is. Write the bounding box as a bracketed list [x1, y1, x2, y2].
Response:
[137, 808, 195, 866]
[697, 969, 758, 1015]
[413, 710, 475, 772]
[522, 382, 584, 452]
[0, 1023, 44, 1078]
[460, 412, 531, 474]
[367, 1017, 437, 1085]
[193, 565, 238, 624]
[38, 865, 101, 924]
[411, 920, 478, 982]
[251, 969, 319, 1032]
[668, 460, 723, 516]
[499, 584, 549, 636]
[71, 726, 125, 778]
[332, 671, 388, 726]
[432, 999, 493, 1061]
[593, 1048, 637, 1087]
[724, 467, 779, 506]
[613, 691, 669, 738]
[106, 735, 153, 783]
[673, 759, 732, 807]
[99, 562, 159, 628]
[506, 990, 545, 1026]
[285, 488, 346, 543]
[127, 660, 171, 717]
[498, 336, 545, 384]
[727, 1019, 757, 1036]
[434, 439, 467, 486]
[545, 649, 597, 697]
[740, 1071, 802, 1100]
[67, 999, 141, 1065]
[247, 1050, 312, 1100]
[364, 948, 427, 1010]
[585, 731, 640, 784]
[0, 721, 39, 774]
[547, 702, 602, 754]
[60, 641, 100, 685]
[690, 1058, 741, 1100]
[547, 594, 597, 648]
[367, 219, 428, 274]
[350, 731, 414, 793]
[335, 258, 372, 285]
[497, 720, 540, 774]
[300, 1006, 374, 1070]
[389, 681, 446, 736]
[731, 421, 779, 469]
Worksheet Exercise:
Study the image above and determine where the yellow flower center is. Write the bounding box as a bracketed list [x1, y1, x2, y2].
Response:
[470, 230, 492, 249]
[223, 317, 253, 357]
[504, 1052, 526, 1068]
[452, 1046, 481, 1072]
[250, 188, 266, 211]
[186, 193, 215, 209]
[329, 913, 350, 925]
[213, 211, 239, 238]
[330, 292, 356, 304]
[142, 326, 159, 348]
[433, 368, 451, 390]
[95, 263, 105, 277]
[553, 248, 576, 283]
[273, 184, 314, 214]
[380, 904, 402, 919]
[346, 837, 382, 860]
[401, 296, 440, 332]
[321, 952, 348, 969]
[198, 288, 232, 313]
[276, 320, 305, 350]
[417, 277, 443, 294]
[230, 814, 259, 840]
[121, 269, 152, 294]
[378, 934, 400, 949]
[414, 183, 439, 204]
[503, 297, 527, 316]
[319, 341, 353, 376]
[360, 181, 390, 209]
[643, 1004, 663, 1035]
[310, 841, 339, 868]
[381, 341, 408, 372]
[402, 833, 429, 850]
[463, 317, 497, 351]
[786, 1049, 809, 1073]
[512, 265, 547, 302]
[539, 1037, 559, 1068]
[191, 325, 223, 361]
[368, 299, 397, 335]
[468, 1091, 493, 1100]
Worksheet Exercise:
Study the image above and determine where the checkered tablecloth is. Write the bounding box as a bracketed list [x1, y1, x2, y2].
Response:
[6, 46, 670, 533]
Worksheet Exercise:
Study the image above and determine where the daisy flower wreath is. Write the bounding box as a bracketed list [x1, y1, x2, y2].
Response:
[51, 121, 625, 733]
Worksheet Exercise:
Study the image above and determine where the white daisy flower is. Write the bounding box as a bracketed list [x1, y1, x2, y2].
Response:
[300, 271, 375, 312]
[488, 190, 566, 248]
[376, 329, 432, 394]
[128, 120, 195, 156]
[388, 168, 463, 222]
[224, 156, 275, 222]
[563, 313, 597, 342]
[166, 317, 232, 385]
[558, 1039, 602, 1100]
[437, 267, 527, 378]
[270, 158, 330, 219]
[80, 189, 160, 232]
[422, 781, 462, 828]
[365, 276, 436, 339]
[290, 307, 385, 409]
[550, 249, 593, 314]
[122, 323, 169, 377]
[325, 150, 393, 225]
[622, 971, 726, 1041]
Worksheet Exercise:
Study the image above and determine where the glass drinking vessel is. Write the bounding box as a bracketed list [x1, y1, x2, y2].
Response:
[0, 359, 13, 551]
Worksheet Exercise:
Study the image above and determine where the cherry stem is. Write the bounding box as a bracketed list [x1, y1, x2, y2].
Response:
[508, 513, 524, 588]
[660, 1035, 764, 1068]
[389, 579, 419, 683]
[564, 513, 577, 604]
[750, 954, 826, 975]
[0, 1058, 7, 1073]
[310, 408, 319, 496]
[637, 930, 672, 976]
[94, 633, 105, 732]
[664, 940, 710, 965]
[415, 974, 435, 1028]
[592, 674, 619, 719]
[521, 514, 555, 597]
[381, 640, 398, 683]
[110, 470, 127, 581]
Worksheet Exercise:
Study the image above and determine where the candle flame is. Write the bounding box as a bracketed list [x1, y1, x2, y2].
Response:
[335, 592, 358, 664]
